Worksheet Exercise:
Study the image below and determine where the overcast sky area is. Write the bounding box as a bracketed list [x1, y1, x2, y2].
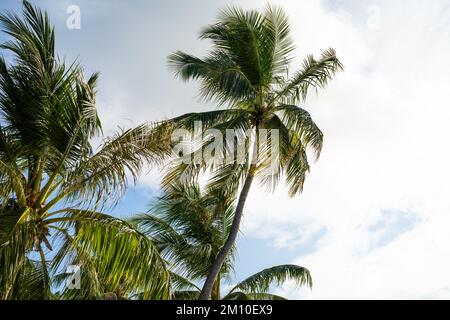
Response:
[2, 0, 450, 299]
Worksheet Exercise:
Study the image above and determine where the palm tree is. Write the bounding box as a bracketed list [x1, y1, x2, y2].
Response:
[167, 5, 343, 299]
[0, 1, 171, 299]
[133, 181, 312, 300]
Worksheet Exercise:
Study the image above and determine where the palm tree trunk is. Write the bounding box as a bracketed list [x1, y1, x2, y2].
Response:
[211, 274, 221, 300]
[199, 165, 256, 300]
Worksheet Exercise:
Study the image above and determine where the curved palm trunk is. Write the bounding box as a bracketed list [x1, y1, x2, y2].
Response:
[199, 166, 256, 300]
[211, 275, 221, 300]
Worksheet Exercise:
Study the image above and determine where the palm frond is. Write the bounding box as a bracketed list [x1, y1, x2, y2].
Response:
[272, 104, 323, 196]
[228, 265, 312, 295]
[262, 5, 295, 78]
[168, 109, 244, 131]
[275, 48, 343, 104]
[170, 272, 201, 292]
[52, 209, 171, 300]
[201, 7, 265, 86]
[168, 51, 255, 105]
[54, 123, 171, 210]
[223, 291, 287, 300]
[0, 208, 37, 299]
[6, 257, 53, 300]
[172, 290, 200, 300]
[275, 104, 323, 159]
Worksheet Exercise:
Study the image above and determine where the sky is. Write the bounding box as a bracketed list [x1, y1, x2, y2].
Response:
[2, 0, 450, 299]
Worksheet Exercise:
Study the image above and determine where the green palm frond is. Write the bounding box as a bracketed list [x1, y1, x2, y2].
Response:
[262, 5, 295, 77]
[56, 123, 171, 210]
[0, 208, 38, 299]
[7, 257, 53, 300]
[222, 291, 250, 300]
[51, 209, 171, 300]
[132, 213, 208, 276]
[228, 265, 312, 296]
[223, 292, 287, 300]
[172, 290, 200, 300]
[168, 51, 255, 105]
[255, 114, 290, 193]
[201, 7, 266, 86]
[0, 1, 55, 75]
[246, 293, 287, 300]
[276, 104, 323, 159]
[169, 109, 247, 131]
[50, 226, 105, 300]
[284, 139, 310, 197]
[205, 162, 249, 198]
[170, 272, 201, 292]
[275, 48, 343, 104]
[0, 159, 27, 206]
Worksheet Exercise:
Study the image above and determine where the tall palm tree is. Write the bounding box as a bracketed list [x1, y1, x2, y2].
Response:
[133, 181, 312, 300]
[167, 5, 343, 299]
[0, 1, 171, 299]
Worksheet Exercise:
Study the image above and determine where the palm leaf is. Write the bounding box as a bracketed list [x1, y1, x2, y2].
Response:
[275, 48, 343, 104]
[223, 291, 287, 300]
[51, 123, 171, 211]
[228, 265, 312, 296]
[51, 209, 171, 300]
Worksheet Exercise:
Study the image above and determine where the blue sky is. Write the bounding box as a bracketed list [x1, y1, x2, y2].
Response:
[2, 0, 450, 299]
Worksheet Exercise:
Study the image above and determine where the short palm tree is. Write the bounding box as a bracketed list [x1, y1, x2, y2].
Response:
[167, 5, 343, 299]
[0, 1, 171, 299]
[133, 181, 312, 300]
